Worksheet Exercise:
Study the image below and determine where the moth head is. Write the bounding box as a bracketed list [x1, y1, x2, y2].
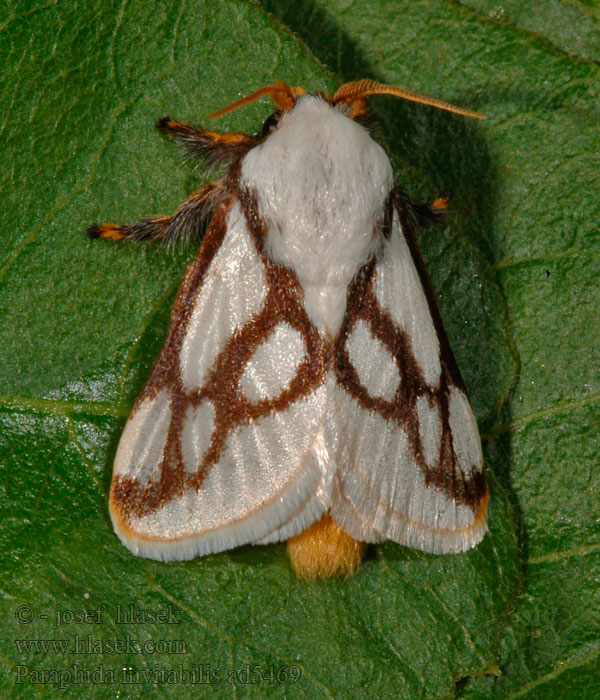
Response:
[208, 79, 485, 128]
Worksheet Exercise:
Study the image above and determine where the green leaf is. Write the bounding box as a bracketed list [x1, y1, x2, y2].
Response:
[454, 0, 600, 62]
[13, 0, 598, 698]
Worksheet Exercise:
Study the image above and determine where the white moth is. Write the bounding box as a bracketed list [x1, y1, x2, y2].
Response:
[89, 80, 488, 579]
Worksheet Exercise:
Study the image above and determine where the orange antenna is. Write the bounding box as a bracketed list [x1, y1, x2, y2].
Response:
[333, 79, 485, 119]
[208, 81, 302, 119]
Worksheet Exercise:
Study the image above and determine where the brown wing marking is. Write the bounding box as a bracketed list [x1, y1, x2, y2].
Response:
[112, 192, 329, 522]
[335, 206, 487, 511]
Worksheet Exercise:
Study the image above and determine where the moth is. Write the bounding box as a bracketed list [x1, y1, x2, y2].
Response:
[89, 79, 489, 580]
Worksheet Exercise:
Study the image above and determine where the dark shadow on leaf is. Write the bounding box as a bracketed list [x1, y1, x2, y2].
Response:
[262, 0, 375, 81]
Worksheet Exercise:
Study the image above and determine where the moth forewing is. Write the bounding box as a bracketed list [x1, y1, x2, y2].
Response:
[109, 199, 330, 560]
[92, 79, 488, 579]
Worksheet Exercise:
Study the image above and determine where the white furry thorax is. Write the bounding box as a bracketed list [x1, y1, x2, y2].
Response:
[240, 95, 394, 335]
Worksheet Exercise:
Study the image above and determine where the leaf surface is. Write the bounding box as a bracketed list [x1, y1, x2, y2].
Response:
[8, 1, 593, 698]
